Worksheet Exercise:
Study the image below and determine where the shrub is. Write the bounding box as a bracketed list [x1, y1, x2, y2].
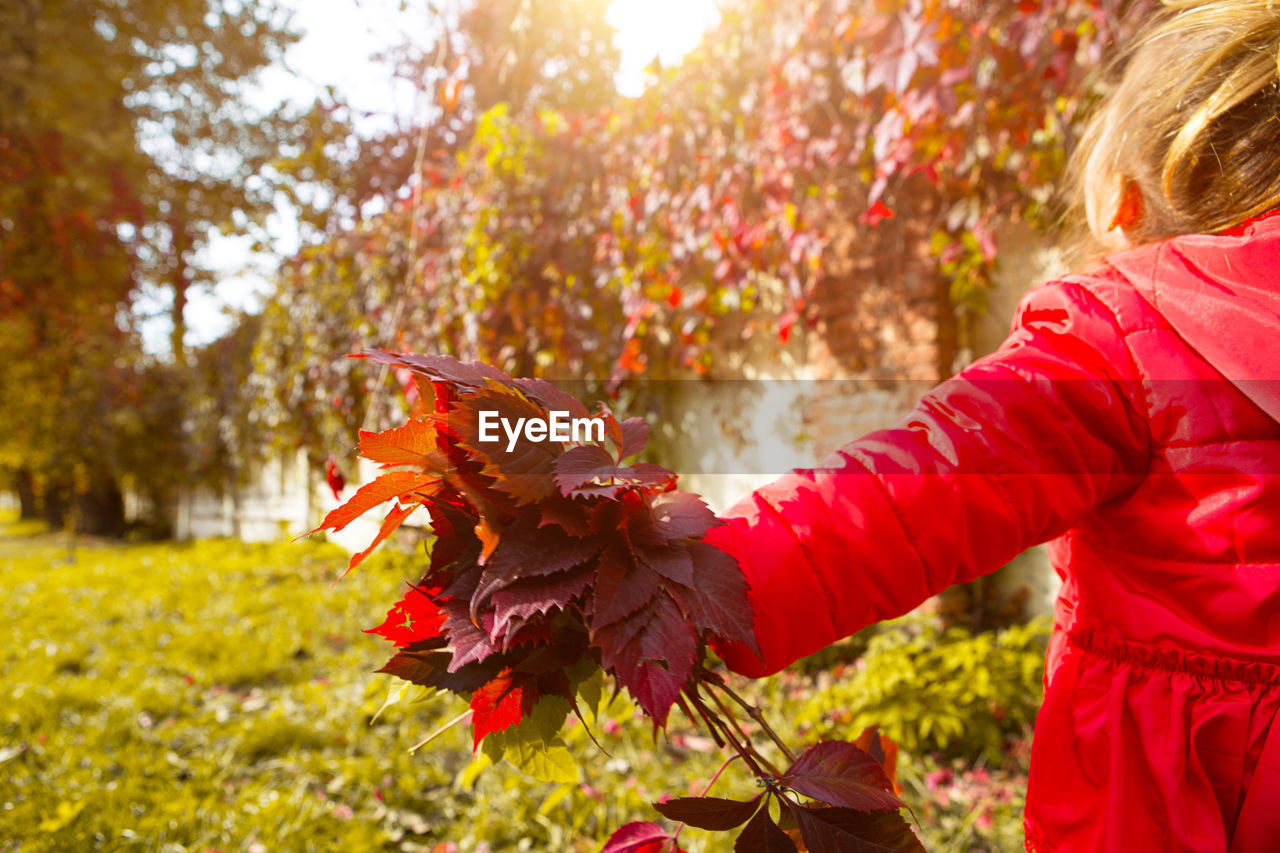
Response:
[797, 615, 1051, 760]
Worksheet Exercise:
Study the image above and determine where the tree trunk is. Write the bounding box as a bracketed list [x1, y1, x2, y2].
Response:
[42, 477, 71, 531]
[15, 468, 39, 520]
[171, 217, 191, 366]
[75, 471, 126, 537]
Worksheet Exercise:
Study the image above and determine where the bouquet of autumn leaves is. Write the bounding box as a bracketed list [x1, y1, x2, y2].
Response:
[314, 351, 925, 853]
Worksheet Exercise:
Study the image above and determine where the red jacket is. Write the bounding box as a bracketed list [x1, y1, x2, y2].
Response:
[705, 208, 1280, 852]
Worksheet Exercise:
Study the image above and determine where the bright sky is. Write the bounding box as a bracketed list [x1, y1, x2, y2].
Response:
[156, 0, 719, 354]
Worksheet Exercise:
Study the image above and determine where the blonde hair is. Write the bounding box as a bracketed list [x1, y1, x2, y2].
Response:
[1070, 0, 1280, 249]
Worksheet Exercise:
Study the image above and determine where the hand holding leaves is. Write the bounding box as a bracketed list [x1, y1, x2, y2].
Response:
[316, 351, 921, 851]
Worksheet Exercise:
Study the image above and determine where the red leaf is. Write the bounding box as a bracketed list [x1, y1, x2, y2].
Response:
[786, 804, 925, 853]
[592, 544, 662, 628]
[376, 639, 496, 693]
[553, 444, 619, 494]
[472, 511, 605, 614]
[735, 807, 797, 853]
[596, 593, 697, 725]
[781, 742, 903, 812]
[361, 349, 513, 391]
[616, 417, 649, 459]
[636, 541, 694, 586]
[313, 471, 436, 534]
[512, 377, 591, 420]
[366, 583, 447, 648]
[344, 502, 419, 578]
[452, 387, 561, 505]
[650, 491, 721, 541]
[491, 565, 595, 640]
[470, 671, 525, 748]
[653, 795, 761, 831]
[859, 200, 895, 227]
[668, 541, 759, 655]
[599, 821, 682, 853]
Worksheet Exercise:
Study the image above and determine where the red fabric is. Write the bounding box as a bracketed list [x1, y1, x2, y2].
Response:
[705, 209, 1280, 851]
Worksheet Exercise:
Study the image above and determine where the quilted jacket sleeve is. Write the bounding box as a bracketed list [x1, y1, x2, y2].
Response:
[704, 278, 1152, 677]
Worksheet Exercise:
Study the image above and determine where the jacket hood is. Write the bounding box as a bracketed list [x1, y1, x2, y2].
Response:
[1104, 208, 1280, 422]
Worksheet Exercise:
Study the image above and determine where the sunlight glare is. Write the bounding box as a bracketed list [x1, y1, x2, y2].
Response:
[607, 0, 721, 96]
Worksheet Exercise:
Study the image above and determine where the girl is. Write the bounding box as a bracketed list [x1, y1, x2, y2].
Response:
[703, 2, 1280, 850]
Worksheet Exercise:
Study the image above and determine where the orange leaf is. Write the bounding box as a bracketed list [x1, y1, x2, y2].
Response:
[855, 725, 902, 795]
[313, 471, 436, 534]
[341, 501, 420, 580]
[359, 418, 440, 468]
[475, 516, 501, 565]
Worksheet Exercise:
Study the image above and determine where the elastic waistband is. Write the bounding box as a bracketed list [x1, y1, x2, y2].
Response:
[1069, 628, 1280, 687]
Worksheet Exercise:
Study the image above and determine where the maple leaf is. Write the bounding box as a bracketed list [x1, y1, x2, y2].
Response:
[312, 471, 437, 534]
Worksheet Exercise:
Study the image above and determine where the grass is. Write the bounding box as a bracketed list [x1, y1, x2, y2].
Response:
[0, 514, 1032, 852]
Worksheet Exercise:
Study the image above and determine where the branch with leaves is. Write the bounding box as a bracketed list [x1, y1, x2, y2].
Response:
[311, 352, 924, 852]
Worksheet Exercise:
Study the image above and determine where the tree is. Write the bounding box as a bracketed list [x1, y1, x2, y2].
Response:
[0, 0, 297, 532]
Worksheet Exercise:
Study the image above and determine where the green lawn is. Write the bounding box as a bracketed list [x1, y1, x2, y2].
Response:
[0, 517, 1032, 852]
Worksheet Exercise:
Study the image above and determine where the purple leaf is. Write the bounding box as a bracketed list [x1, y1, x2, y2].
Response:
[554, 444, 620, 494]
[651, 491, 722, 540]
[781, 742, 903, 812]
[637, 541, 695, 587]
[592, 545, 662, 628]
[669, 542, 759, 655]
[735, 807, 798, 853]
[617, 417, 650, 459]
[786, 804, 925, 853]
[653, 795, 761, 831]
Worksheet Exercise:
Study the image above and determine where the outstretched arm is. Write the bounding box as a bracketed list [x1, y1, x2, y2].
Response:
[705, 278, 1151, 677]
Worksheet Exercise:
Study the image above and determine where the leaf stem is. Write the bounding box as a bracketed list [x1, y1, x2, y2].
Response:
[408, 709, 473, 753]
[668, 754, 743, 850]
[705, 673, 798, 765]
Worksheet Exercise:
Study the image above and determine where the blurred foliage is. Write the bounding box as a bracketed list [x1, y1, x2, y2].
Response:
[253, 0, 1155, 454]
[0, 518, 1035, 851]
[796, 615, 1051, 762]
